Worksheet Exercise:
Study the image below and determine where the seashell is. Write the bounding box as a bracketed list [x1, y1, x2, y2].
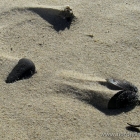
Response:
[106, 78, 138, 92]
[6, 58, 36, 83]
[107, 78, 139, 109]
[127, 123, 140, 128]
[59, 6, 75, 21]
[108, 90, 139, 109]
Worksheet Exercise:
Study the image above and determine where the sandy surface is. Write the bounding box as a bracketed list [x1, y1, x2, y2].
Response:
[0, 0, 140, 139]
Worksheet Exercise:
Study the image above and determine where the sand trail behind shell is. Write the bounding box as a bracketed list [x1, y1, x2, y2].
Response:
[55, 70, 116, 109]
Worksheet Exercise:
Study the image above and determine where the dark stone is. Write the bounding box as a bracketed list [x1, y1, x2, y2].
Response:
[6, 58, 36, 83]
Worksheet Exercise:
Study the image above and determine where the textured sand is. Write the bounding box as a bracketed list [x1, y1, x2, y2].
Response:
[0, 0, 140, 139]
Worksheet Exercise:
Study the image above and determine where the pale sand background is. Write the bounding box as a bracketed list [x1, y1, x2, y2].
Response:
[0, 0, 140, 139]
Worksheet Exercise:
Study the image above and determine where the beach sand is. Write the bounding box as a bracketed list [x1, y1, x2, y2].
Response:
[0, 0, 140, 139]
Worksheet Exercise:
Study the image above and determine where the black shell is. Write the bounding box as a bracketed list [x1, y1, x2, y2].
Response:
[127, 123, 140, 128]
[108, 90, 139, 109]
[106, 78, 138, 92]
[107, 78, 139, 109]
[6, 58, 36, 83]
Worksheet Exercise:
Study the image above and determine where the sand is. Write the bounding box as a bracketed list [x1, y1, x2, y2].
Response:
[0, 0, 140, 139]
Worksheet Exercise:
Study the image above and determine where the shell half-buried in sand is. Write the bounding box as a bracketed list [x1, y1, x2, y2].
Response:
[6, 58, 36, 83]
[59, 6, 75, 21]
[107, 79, 139, 109]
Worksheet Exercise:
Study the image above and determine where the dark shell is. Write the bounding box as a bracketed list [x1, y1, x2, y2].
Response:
[6, 58, 36, 83]
[108, 90, 139, 109]
[127, 123, 140, 128]
[106, 78, 138, 92]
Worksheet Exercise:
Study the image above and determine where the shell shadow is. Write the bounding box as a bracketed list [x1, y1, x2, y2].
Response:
[126, 126, 140, 133]
[27, 7, 74, 31]
[57, 84, 135, 116]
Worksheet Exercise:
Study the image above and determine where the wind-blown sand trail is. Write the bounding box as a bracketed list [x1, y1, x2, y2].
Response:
[0, 0, 140, 139]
